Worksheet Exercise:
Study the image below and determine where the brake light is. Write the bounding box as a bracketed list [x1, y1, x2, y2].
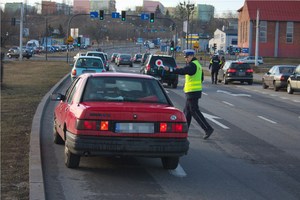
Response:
[71, 69, 77, 76]
[83, 120, 96, 130]
[146, 64, 151, 71]
[246, 69, 253, 73]
[100, 121, 109, 131]
[227, 68, 237, 73]
[280, 76, 285, 81]
[77, 120, 110, 131]
[159, 122, 188, 133]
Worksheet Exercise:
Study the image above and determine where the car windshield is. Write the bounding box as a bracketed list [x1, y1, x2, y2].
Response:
[82, 77, 169, 104]
[75, 58, 104, 69]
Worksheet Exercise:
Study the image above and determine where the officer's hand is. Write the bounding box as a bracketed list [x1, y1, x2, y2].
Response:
[163, 66, 170, 71]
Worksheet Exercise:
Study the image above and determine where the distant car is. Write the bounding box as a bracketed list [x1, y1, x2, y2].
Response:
[73, 52, 86, 62]
[85, 51, 109, 71]
[218, 60, 254, 85]
[70, 56, 105, 81]
[115, 53, 133, 67]
[132, 53, 142, 63]
[262, 65, 296, 91]
[238, 56, 264, 65]
[7, 46, 32, 59]
[141, 52, 151, 65]
[110, 53, 118, 62]
[287, 65, 300, 94]
[141, 54, 179, 88]
[51, 72, 189, 169]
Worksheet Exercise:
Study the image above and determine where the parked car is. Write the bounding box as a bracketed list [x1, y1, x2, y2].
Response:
[51, 72, 189, 169]
[218, 60, 254, 85]
[110, 53, 118, 62]
[7, 46, 32, 59]
[141, 54, 179, 88]
[238, 56, 264, 65]
[70, 56, 105, 81]
[85, 51, 109, 71]
[287, 65, 300, 94]
[115, 53, 133, 67]
[262, 65, 296, 91]
[132, 53, 142, 63]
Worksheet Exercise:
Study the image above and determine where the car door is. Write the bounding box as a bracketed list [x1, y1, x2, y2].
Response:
[293, 66, 300, 88]
[265, 66, 276, 86]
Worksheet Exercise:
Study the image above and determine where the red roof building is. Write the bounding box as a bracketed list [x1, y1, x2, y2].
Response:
[238, 0, 300, 58]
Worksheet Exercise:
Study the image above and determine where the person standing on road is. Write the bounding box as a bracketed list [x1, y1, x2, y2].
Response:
[209, 54, 222, 84]
[163, 49, 214, 139]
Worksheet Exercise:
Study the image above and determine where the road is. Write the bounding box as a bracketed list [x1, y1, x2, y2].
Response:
[39, 61, 300, 200]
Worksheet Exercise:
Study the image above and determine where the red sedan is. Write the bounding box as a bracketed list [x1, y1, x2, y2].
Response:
[51, 73, 189, 169]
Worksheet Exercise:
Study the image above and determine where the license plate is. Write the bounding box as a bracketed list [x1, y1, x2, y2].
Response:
[115, 123, 154, 133]
[238, 72, 245, 76]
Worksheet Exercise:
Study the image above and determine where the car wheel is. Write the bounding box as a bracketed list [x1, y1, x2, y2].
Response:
[65, 145, 80, 168]
[172, 82, 178, 89]
[248, 80, 253, 85]
[8, 54, 12, 58]
[224, 77, 229, 85]
[130, 64, 133, 67]
[161, 156, 179, 170]
[262, 80, 268, 89]
[273, 81, 279, 91]
[287, 83, 294, 94]
[53, 119, 64, 144]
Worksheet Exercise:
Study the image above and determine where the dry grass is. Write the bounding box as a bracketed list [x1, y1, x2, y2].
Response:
[1, 60, 70, 200]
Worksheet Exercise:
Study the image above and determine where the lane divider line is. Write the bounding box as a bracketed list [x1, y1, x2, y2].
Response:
[258, 116, 277, 124]
[222, 101, 234, 107]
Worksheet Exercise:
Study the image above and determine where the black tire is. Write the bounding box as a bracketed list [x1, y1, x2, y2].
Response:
[65, 145, 80, 168]
[161, 157, 179, 170]
[172, 82, 178, 88]
[53, 119, 64, 144]
[224, 78, 229, 85]
[130, 64, 133, 67]
[273, 81, 279, 91]
[287, 82, 294, 94]
[248, 80, 253, 85]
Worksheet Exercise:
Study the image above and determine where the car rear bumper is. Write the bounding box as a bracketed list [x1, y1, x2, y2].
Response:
[66, 131, 189, 157]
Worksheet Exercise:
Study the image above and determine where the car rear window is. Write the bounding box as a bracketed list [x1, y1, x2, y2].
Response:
[75, 58, 104, 69]
[149, 56, 177, 68]
[279, 66, 295, 73]
[120, 55, 131, 59]
[86, 53, 105, 62]
[82, 77, 169, 104]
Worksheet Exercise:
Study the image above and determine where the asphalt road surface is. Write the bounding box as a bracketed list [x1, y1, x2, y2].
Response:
[41, 62, 300, 200]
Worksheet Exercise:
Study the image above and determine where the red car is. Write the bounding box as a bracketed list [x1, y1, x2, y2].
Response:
[51, 73, 189, 169]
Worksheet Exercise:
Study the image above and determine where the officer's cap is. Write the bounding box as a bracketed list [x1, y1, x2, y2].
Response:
[183, 49, 195, 58]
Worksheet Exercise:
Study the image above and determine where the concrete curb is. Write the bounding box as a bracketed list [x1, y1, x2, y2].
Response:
[29, 73, 69, 200]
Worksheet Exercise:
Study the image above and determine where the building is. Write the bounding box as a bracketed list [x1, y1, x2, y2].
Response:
[195, 4, 214, 23]
[41, 1, 56, 15]
[73, 0, 90, 13]
[238, 0, 300, 58]
[143, 0, 164, 13]
[209, 28, 238, 52]
[90, 0, 116, 12]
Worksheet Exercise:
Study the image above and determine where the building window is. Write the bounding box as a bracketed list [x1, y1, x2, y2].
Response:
[286, 22, 293, 43]
[259, 21, 267, 43]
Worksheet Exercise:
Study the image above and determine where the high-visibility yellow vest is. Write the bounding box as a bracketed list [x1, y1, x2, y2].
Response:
[184, 60, 202, 93]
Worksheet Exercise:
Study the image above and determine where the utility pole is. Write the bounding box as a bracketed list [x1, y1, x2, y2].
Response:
[255, 9, 259, 66]
[19, 3, 24, 61]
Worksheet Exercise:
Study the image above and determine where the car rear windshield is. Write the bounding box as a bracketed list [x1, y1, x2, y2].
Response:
[149, 56, 177, 68]
[82, 77, 169, 104]
[120, 55, 131, 59]
[75, 58, 104, 69]
[86, 53, 105, 62]
[231, 63, 251, 69]
[279, 66, 295, 73]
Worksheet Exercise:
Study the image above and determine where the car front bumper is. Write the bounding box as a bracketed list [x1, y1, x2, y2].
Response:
[66, 131, 189, 157]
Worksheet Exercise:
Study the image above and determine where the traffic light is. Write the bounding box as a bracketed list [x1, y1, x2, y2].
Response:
[77, 37, 81, 47]
[11, 18, 16, 26]
[150, 13, 154, 23]
[99, 10, 104, 20]
[121, 11, 126, 21]
[170, 40, 174, 51]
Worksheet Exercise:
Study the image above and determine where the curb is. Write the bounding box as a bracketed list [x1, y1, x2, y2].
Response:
[29, 73, 69, 200]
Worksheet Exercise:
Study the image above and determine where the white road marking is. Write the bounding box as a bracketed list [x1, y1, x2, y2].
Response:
[280, 97, 289, 100]
[202, 92, 208, 95]
[217, 90, 251, 97]
[294, 100, 300, 103]
[222, 101, 234, 107]
[258, 116, 277, 124]
[203, 113, 230, 129]
[169, 164, 187, 177]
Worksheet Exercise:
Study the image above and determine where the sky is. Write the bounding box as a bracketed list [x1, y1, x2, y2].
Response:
[1, 0, 245, 14]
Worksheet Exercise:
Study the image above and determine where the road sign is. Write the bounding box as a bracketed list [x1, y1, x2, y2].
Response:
[141, 13, 149, 20]
[193, 42, 199, 49]
[90, 11, 98, 19]
[67, 35, 74, 43]
[112, 12, 120, 19]
[241, 48, 249, 53]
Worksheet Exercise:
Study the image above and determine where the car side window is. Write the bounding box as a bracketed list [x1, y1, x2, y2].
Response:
[65, 78, 81, 104]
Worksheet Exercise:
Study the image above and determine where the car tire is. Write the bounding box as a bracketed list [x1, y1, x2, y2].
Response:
[65, 145, 80, 168]
[287, 82, 294, 94]
[248, 80, 253, 85]
[224, 78, 229, 85]
[53, 119, 64, 144]
[130, 64, 133, 67]
[273, 81, 279, 91]
[161, 156, 179, 170]
[172, 82, 178, 89]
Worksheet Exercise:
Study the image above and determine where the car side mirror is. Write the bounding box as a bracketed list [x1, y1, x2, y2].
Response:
[51, 93, 65, 101]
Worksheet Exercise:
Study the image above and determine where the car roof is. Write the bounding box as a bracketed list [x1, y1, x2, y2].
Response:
[81, 72, 155, 80]
[77, 56, 104, 60]
[151, 54, 173, 58]
[86, 51, 105, 54]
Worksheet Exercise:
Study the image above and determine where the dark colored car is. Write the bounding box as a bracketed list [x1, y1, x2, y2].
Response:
[287, 64, 300, 94]
[262, 65, 296, 91]
[141, 52, 151, 65]
[116, 54, 133, 67]
[132, 53, 142, 63]
[141, 54, 179, 88]
[218, 61, 254, 85]
[51, 73, 189, 169]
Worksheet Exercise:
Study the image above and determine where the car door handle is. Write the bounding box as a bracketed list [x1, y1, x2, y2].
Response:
[65, 107, 69, 112]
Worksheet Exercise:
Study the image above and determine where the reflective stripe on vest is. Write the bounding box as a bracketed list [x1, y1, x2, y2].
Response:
[184, 60, 202, 93]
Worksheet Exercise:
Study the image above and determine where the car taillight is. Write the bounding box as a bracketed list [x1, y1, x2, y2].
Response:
[71, 69, 77, 76]
[146, 64, 151, 71]
[246, 69, 253, 73]
[227, 68, 237, 73]
[77, 120, 109, 131]
[159, 122, 188, 133]
[280, 76, 285, 81]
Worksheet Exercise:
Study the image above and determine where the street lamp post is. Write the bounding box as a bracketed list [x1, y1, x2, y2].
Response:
[186, 3, 194, 49]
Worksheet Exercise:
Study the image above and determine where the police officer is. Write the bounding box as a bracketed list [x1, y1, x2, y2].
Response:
[163, 49, 214, 139]
[209, 54, 222, 84]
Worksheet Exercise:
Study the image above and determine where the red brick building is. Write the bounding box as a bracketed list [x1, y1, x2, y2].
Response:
[238, 0, 300, 58]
